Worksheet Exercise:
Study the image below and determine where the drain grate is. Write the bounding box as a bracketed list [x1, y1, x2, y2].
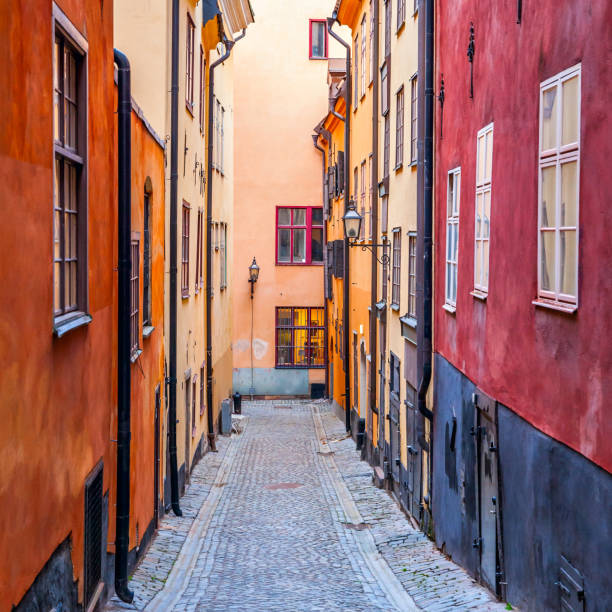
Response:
[341, 522, 371, 531]
[275, 405, 292, 409]
[265, 482, 303, 490]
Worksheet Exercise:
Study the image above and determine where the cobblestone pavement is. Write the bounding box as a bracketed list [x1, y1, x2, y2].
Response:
[106, 400, 510, 612]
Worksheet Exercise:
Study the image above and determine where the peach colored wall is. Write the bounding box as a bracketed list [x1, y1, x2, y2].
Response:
[232, 0, 339, 392]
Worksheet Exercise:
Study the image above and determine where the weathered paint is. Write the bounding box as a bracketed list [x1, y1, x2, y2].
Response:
[434, 0, 612, 474]
[0, 0, 115, 608]
[232, 368, 310, 396]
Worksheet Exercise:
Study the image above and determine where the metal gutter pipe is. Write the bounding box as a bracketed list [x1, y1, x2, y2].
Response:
[327, 16, 351, 433]
[168, 0, 183, 518]
[416, 0, 434, 425]
[206, 30, 245, 447]
[113, 48, 134, 604]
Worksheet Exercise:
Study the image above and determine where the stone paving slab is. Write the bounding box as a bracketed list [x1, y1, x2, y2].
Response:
[106, 400, 513, 611]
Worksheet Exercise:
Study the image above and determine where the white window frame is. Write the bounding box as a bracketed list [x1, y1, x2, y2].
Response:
[361, 15, 367, 98]
[536, 64, 580, 310]
[445, 167, 461, 310]
[474, 122, 493, 296]
[369, 0, 374, 85]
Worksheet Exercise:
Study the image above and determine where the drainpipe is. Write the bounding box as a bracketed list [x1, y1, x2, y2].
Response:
[113, 48, 134, 605]
[206, 30, 245, 448]
[312, 133, 328, 396]
[167, 0, 183, 518]
[328, 15, 351, 433]
[370, 0, 380, 440]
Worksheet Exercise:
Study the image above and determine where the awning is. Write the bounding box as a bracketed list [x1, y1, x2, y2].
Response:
[202, 0, 221, 27]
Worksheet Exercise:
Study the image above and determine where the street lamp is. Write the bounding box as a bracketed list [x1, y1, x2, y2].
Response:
[342, 198, 389, 265]
[248, 256, 260, 298]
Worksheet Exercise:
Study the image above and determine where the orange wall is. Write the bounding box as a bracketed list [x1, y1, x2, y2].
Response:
[0, 0, 115, 607]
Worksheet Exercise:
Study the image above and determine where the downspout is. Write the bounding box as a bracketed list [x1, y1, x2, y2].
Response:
[113, 48, 134, 604]
[206, 30, 245, 447]
[370, 0, 380, 438]
[417, 0, 434, 427]
[328, 15, 351, 433]
[312, 133, 328, 397]
[167, 0, 182, 517]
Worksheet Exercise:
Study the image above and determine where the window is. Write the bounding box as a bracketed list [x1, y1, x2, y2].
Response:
[397, 0, 406, 30]
[382, 237, 389, 301]
[275, 307, 325, 368]
[199, 365, 205, 415]
[130, 238, 140, 357]
[181, 203, 190, 298]
[383, 114, 390, 178]
[410, 75, 418, 163]
[381, 62, 389, 115]
[369, 0, 374, 84]
[143, 188, 152, 326]
[53, 13, 88, 329]
[446, 168, 461, 308]
[309, 19, 327, 59]
[360, 161, 366, 239]
[368, 154, 373, 239]
[392, 228, 401, 307]
[185, 13, 195, 112]
[474, 124, 493, 294]
[408, 233, 417, 318]
[199, 46, 205, 131]
[220, 105, 225, 173]
[220, 223, 227, 289]
[213, 99, 225, 173]
[384, 0, 392, 58]
[191, 378, 197, 437]
[195, 210, 203, 291]
[396, 86, 404, 168]
[354, 34, 359, 108]
[537, 65, 580, 308]
[360, 16, 366, 98]
[277, 207, 323, 264]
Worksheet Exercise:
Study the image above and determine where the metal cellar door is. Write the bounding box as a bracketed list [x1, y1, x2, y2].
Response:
[405, 383, 421, 520]
[474, 391, 501, 595]
[84, 463, 103, 608]
[388, 353, 401, 488]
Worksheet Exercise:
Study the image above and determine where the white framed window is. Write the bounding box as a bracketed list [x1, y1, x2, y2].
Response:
[361, 15, 367, 98]
[474, 123, 493, 295]
[536, 64, 580, 310]
[445, 167, 461, 309]
[369, 0, 374, 84]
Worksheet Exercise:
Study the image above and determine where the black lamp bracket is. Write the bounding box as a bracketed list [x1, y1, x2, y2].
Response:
[347, 240, 390, 266]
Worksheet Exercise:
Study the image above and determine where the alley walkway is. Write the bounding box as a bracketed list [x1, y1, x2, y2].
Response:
[106, 401, 509, 611]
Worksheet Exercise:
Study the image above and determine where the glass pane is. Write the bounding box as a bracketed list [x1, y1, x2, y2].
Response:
[311, 21, 325, 58]
[54, 210, 61, 258]
[560, 230, 577, 296]
[293, 308, 307, 327]
[475, 241, 481, 287]
[311, 228, 323, 262]
[293, 229, 306, 262]
[561, 161, 578, 227]
[293, 208, 306, 225]
[312, 208, 323, 225]
[452, 264, 457, 302]
[54, 92, 60, 142]
[483, 240, 489, 288]
[475, 193, 482, 238]
[477, 134, 485, 184]
[447, 174, 454, 216]
[310, 329, 324, 365]
[540, 165, 556, 228]
[277, 308, 292, 327]
[540, 231, 556, 291]
[542, 86, 557, 151]
[54, 262, 61, 311]
[277, 229, 290, 262]
[452, 223, 459, 262]
[483, 190, 491, 239]
[278, 208, 291, 225]
[485, 130, 493, 181]
[310, 308, 324, 327]
[562, 75, 579, 146]
[294, 329, 308, 365]
[277, 346, 291, 366]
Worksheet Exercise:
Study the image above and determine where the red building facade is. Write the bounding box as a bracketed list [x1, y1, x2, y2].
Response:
[432, 1, 612, 610]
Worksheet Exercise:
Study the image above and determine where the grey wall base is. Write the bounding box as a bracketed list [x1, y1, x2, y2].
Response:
[433, 353, 612, 612]
[233, 367, 310, 396]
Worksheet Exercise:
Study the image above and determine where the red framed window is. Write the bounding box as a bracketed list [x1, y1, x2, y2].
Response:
[276, 307, 325, 368]
[276, 207, 323, 265]
[181, 202, 190, 298]
[309, 19, 328, 59]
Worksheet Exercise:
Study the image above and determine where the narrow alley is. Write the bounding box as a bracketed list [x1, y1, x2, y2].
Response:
[106, 402, 507, 612]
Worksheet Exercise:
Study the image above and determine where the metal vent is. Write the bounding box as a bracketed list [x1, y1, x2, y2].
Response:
[84, 464, 103, 606]
[558, 555, 585, 611]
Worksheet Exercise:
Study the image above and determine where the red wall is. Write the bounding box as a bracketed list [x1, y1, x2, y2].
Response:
[0, 0, 115, 607]
[434, 0, 612, 473]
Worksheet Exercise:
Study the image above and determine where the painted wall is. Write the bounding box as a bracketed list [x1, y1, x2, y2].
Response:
[232, 0, 336, 396]
[434, 0, 612, 473]
[0, 0, 115, 608]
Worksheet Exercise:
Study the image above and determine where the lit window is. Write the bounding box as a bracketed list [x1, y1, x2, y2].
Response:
[474, 123, 493, 295]
[446, 168, 461, 309]
[276, 207, 323, 265]
[537, 65, 580, 308]
[276, 307, 325, 368]
[309, 20, 327, 59]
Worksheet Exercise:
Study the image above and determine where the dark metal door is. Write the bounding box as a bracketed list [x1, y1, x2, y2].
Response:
[154, 385, 161, 526]
[389, 353, 401, 486]
[164, 379, 171, 510]
[405, 383, 421, 520]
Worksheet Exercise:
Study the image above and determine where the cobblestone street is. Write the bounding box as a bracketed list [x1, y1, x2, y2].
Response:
[106, 401, 509, 611]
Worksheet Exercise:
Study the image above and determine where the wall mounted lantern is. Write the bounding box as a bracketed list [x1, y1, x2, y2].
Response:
[248, 256, 260, 298]
[342, 199, 390, 265]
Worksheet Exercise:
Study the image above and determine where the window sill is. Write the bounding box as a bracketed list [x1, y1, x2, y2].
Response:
[442, 303, 456, 314]
[390, 303, 400, 312]
[185, 103, 194, 118]
[130, 349, 143, 363]
[181, 292, 190, 300]
[470, 290, 488, 302]
[394, 162, 403, 172]
[309, 56, 328, 61]
[275, 261, 324, 266]
[396, 21, 406, 36]
[400, 314, 417, 329]
[360, 93, 366, 103]
[532, 298, 577, 314]
[275, 365, 325, 370]
[410, 159, 417, 168]
[143, 325, 155, 339]
[53, 312, 92, 338]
